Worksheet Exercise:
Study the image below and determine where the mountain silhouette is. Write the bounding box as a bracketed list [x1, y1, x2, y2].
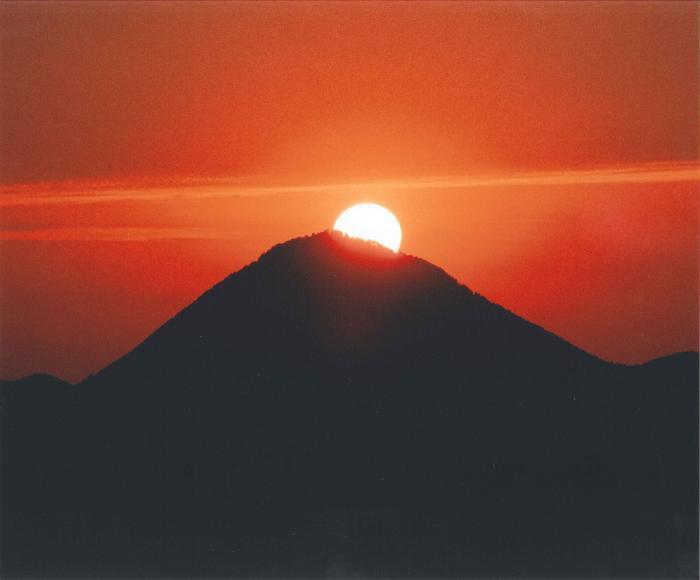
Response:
[2, 232, 698, 578]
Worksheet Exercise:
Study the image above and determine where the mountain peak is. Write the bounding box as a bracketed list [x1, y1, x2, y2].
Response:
[254, 230, 459, 292]
[0, 373, 71, 391]
[86, 231, 598, 390]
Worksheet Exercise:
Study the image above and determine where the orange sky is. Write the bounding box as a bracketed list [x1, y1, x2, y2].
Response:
[1, 1, 698, 382]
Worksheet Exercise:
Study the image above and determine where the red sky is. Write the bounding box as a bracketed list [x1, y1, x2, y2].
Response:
[1, 1, 697, 382]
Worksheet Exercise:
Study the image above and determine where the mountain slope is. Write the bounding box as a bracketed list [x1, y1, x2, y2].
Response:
[2, 232, 697, 578]
[88, 232, 603, 387]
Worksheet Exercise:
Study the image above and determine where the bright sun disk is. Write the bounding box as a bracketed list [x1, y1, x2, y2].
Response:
[333, 203, 402, 253]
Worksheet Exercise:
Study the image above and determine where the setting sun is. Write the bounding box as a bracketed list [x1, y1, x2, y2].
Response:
[333, 203, 402, 253]
[1, 2, 697, 578]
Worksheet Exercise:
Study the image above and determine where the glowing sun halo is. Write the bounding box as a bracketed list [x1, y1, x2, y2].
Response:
[333, 203, 402, 253]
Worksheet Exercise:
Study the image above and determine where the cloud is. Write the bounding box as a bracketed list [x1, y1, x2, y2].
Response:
[0, 161, 696, 241]
[0, 161, 697, 208]
[0, 226, 250, 242]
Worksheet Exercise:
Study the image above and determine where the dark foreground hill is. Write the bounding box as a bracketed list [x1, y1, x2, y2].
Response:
[2, 232, 698, 578]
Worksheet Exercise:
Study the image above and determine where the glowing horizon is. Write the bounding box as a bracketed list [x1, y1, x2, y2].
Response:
[0, 1, 696, 382]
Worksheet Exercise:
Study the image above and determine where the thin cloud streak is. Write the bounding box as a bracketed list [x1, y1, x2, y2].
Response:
[0, 161, 697, 208]
[0, 227, 252, 242]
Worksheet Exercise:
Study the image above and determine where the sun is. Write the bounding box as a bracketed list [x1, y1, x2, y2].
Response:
[332, 203, 402, 253]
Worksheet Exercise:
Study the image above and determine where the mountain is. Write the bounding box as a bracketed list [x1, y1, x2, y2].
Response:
[2, 232, 698, 578]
